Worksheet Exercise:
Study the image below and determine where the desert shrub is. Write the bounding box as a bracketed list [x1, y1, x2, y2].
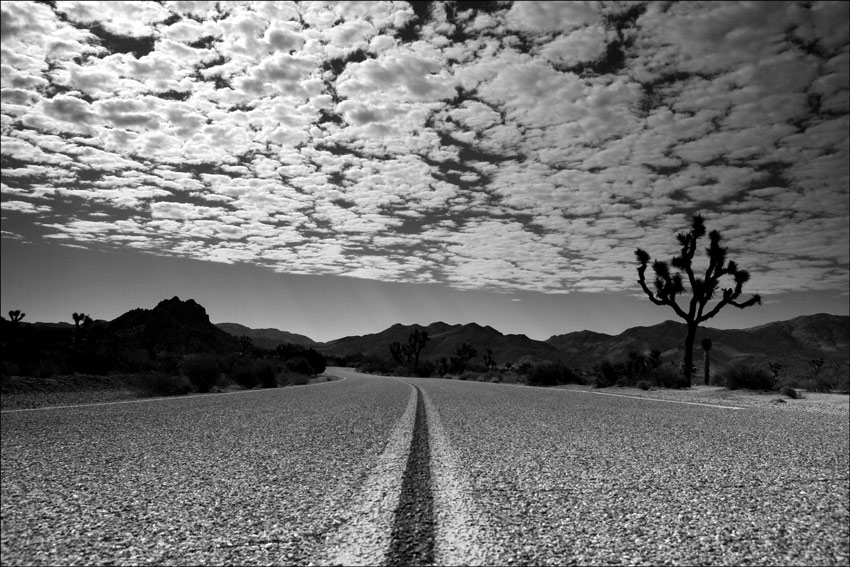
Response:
[287, 372, 310, 386]
[648, 364, 690, 389]
[128, 372, 191, 397]
[286, 356, 315, 376]
[276, 344, 327, 374]
[117, 349, 154, 373]
[723, 364, 774, 391]
[155, 353, 182, 375]
[525, 361, 583, 387]
[833, 369, 850, 394]
[782, 386, 804, 399]
[459, 371, 478, 381]
[804, 364, 849, 393]
[498, 371, 523, 384]
[637, 380, 652, 391]
[72, 351, 116, 375]
[415, 360, 438, 378]
[485, 371, 502, 383]
[591, 360, 621, 388]
[477, 371, 500, 382]
[182, 354, 220, 393]
[34, 358, 75, 378]
[357, 357, 395, 375]
[230, 360, 259, 389]
[798, 377, 832, 393]
[256, 360, 279, 388]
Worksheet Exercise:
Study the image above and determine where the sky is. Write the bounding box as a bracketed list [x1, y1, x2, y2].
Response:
[1, 0, 848, 343]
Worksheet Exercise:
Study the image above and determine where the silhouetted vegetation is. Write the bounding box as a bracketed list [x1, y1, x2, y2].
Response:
[0, 298, 329, 403]
[449, 342, 477, 374]
[127, 371, 192, 398]
[182, 354, 221, 393]
[388, 329, 430, 373]
[722, 364, 774, 391]
[589, 350, 690, 389]
[635, 214, 761, 386]
[524, 361, 584, 386]
[701, 337, 712, 386]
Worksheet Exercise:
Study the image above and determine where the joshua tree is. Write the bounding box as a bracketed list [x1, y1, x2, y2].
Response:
[8, 310, 25, 324]
[239, 335, 253, 357]
[635, 214, 761, 386]
[407, 329, 429, 372]
[701, 337, 712, 386]
[72, 312, 88, 331]
[389, 341, 406, 365]
[450, 342, 478, 374]
[768, 361, 782, 385]
[483, 348, 496, 370]
[389, 330, 430, 371]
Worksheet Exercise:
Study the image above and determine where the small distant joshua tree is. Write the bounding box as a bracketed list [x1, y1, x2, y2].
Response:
[389, 330, 430, 371]
[407, 329, 429, 372]
[701, 337, 712, 386]
[483, 348, 496, 371]
[239, 335, 253, 357]
[72, 312, 91, 331]
[8, 310, 25, 324]
[769, 361, 782, 384]
[450, 342, 478, 374]
[635, 214, 761, 387]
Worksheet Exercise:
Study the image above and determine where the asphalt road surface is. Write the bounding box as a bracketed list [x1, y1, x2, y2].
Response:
[2, 368, 847, 565]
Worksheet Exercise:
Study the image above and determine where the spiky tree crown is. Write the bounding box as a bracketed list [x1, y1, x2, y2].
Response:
[635, 214, 761, 325]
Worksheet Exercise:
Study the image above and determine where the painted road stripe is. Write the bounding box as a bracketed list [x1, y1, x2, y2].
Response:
[417, 384, 504, 566]
[315, 380, 417, 566]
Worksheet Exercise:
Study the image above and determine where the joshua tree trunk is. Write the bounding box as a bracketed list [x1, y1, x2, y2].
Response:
[684, 323, 696, 386]
[701, 337, 713, 386]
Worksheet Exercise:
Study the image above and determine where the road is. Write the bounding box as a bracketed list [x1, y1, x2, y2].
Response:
[2, 368, 848, 565]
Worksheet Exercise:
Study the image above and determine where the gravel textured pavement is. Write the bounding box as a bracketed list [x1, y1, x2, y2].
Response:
[414, 378, 850, 566]
[3, 370, 848, 566]
[1, 375, 412, 566]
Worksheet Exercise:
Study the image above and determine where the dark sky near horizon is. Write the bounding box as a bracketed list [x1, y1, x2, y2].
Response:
[1, 1, 848, 341]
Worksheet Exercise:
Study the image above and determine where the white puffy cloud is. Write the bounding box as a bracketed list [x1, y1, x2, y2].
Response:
[1, 0, 847, 298]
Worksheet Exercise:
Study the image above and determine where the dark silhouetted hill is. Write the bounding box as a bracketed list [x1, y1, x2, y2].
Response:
[314, 314, 847, 375]
[317, 321, 564, 365]
[215, 323, 316, 348]
[546, 314, 849, 374]
[108, 296, 237, 353]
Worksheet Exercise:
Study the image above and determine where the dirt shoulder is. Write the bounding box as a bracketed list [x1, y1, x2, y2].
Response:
[1, 373, 338, 411]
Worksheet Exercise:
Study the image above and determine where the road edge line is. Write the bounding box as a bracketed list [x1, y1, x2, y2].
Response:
[558, 388, 745, 409]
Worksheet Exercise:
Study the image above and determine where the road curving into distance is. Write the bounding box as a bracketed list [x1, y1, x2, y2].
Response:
[2, 367, 848, 565]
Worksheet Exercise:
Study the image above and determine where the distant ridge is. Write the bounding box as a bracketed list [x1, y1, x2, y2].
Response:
[313, 314, 848, 374]
[545, 313, 848, 374]
[215, 322, 316, 348]
[317, 321, 562, 365]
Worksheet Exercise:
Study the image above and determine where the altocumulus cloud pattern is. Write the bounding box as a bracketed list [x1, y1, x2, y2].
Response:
[1, 1, 848, 296]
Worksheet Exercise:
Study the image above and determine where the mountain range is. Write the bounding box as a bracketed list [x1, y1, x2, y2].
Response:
[13, 297, 848, 376]
[217, 312, 848, 375]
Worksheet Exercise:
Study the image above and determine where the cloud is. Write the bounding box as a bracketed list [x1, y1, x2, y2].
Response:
[1, 0, 847, 300]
